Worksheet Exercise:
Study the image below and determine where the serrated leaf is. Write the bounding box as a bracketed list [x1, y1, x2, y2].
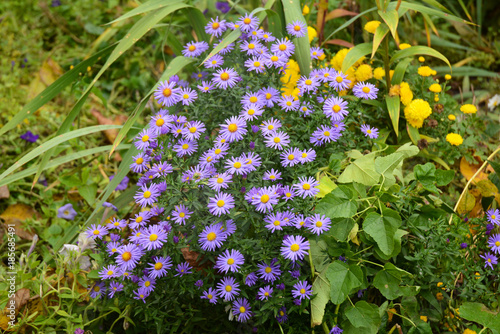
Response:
[311, 266, 331, 327]
[414, 163, 440, 193]
[386, 96, 400, 136]
[363, 208, 401, 255]
[316, 185, 358, 219]
[341, 43, 372, 73]
[327, 261, 364, 304]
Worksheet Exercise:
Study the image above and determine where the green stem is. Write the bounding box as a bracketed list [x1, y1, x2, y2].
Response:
[387, 309, 417, 327]
[359, 259, 385, 268]
[322, 321, 330, 334]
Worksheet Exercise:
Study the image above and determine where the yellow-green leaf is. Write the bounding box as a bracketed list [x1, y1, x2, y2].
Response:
[378, 9, 399, 39]
[341, 42, 372, 73]
[386, 96, 400, 137]
[107, 0, 185, 24]
[407, 124, 420, 145]
[390, 45, 451, 69]
[391, 57, 412, 85]
[372, 23, 390, 58]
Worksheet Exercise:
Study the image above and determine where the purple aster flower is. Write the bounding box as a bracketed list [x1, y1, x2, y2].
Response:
[487, 209, 500, 225]
[323, 96, 349, 121]
[207, 172, 232, 192]
[140, 224, 168, 250]
[299, 102, 314, 116]
[86, 224, 109, 240]
[271, 39, 295, 57]
[138, 276, 156, 294]
[310, 47, 324, 59]
[240, 104, 264, 121]
[242, 152, 261, 172]
[151, 161, 173, 178]
[319, 67, 336, 82]
[241, 91, 265, 106]
[182, 41, 209, 57]
[57, 203, 77, 220]
[205, 54, 224, 69]
[199, 224, 226, 251]
[208, 192, 235, 216]
[480, 252, 498, 269]
[210, 142, 230, 160]
[181, 120, 206, 141]
[134, 183, 160, 208]
[212, 67, 240, 89]
[134, 128, 157, 151]
[330, 326, 344, 334]
[154, 80, 181, 107]
[240, 39, 263, 56]
[99, 264, 120, 279]
[173, 139, 198, 157]
[179, 87, 198, 106]
[261, 31, 276, 42]
[353, 82, 378, 100]
[198, 80, 214, 93]
[133, 286, 150, 303]
[306, 214, 331, 235]
[106, 241, 121, 256]
[299, 148, 316, 163]
[290, 270, 301, 279]
[260, 118, 282, 135]
[245, 272, 258, 286]
[130, 153, 150, 173]
[225, 156, 249, 175]
[175, 262, 193, 277]
[329, 71, 351, 91]
[217, 276, 240, 301]
[147, 256, 172, 279]
[360, 124, 379, 139]
[294, 176, 320, 198]
[245, 56, 265, 73]
[109, 175, 129, 191]
[191, 71, 208, 80]
[257, 260, 282, 282]
[116, 243, 142, 271]
[236, 13, 259, 33]
[205, 17, 227, 37]
[264, 131, 290, 150]
[276, 307, 288, 323]
[108, 281, 124, 298]
[107, 218, 126, 230]
[487, 234, 500, 254]
[263, 169, 282, 181]
[215, 249, 245, 273]
[279, 95, 300, 112]
[292, 280, 313, 300]
[89, 281, 105, 299]
[129, 211, 151, 230]
[216, 1, 230, 13]
[20, 131, 39, 143]
[250, 186, 280, 213]
[286, 20, 306, 38]
[281, 235, 310, 262]
[298, 76, 320, 94]
[172, 204, 192, 225]
[259, 87, 280, 107]
[258, 285, 274, 300]
[219, 116, 247, 142]
[233, 298, 253, 322]
[214, 41, 234, 55]
[74, 329, 84, 334]
[264, 211, 289, 232]
[202, 287, 219, 304]
[281, 147, 301, 167]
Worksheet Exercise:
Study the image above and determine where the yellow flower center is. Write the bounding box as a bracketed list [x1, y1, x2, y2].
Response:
[143, 191, 151, 198]
[274, 137, 281, 143]
[264, 292, 269, 296]
[305, 79, 312, 85]
[239, 306, 246, 313]
[316, 221, 323, 227]
[207, 294, 213, 299]
[149, 234, 158, 242]
[141, 135, 149, 142]
[122, 252, 131, 261]
[179, 212, 185, 218]
[254, 61, 260, 67]
[248, 109, 255, 115]
[220, 72, 229, 81]
[227, 258, 235, 265]
[234, 162, 242, 168]
[333, 105, 341, 112]
[286, 101, 292, 106]
[93, 230, 100, 235]
[163, 88, 172, 97]
[301, 153, 307, 158]
[111, 248, 117, 252]
[268, 124, 274, 130]
[214, 148, 222, 154]
[265, 267, 272, 273]
[189, 127, 197, 133]
[154, 262, 163, 270]
[496, 241, 500, 247]
[367, 129, 372, 134]
[324, 131, 330, 137]
[156, 118, 165, 126]
[248, 43, 255, 49]
[300, 288, 306, 294]
[145, 281, 150, 287]
[94, 286, 100, 292]
[269, 175, 275, 179]
[228, 124, 238, 132]
[107, 270, 113, 276]
[182, 144, 189, 150]
[362, 87, 370, 93]
[243, 18, 251, 24]
[207, 232, 216, 241]
[288, 154, 294, 160]
[136, 216, 143, 223]
[217, 200, 225, 207]
[286, 192, 292, 197]
[225, 285, 232, 292]
[261, 194, 270, 203]
[492, 215, 496, 219]
[290, 244, 299, 252]
[216, 177, 224, 184]
[183, 94, 189, 99]
[188, 45, 196, 52]
[302, 183, 311, 190]
[336, 76, 343, 83]
[279, 44, 287, 51]
[273, 220, 280, 226]
[212, 22, 220, 29]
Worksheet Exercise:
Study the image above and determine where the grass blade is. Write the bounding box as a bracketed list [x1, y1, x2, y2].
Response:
[281, 0, 311, 76]
[388, 1, 474, 25]
[341, 43, 372, 73]
[391, 57, 412, 85]
[107, 0, 185, 24]
[386, 96, 401, 137]
[389, 45, 450, 69]
[182, 7, 209, 42]
[372, 24, 390, 58]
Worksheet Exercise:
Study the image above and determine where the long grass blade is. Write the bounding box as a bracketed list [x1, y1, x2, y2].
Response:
[389, 45, 450, 69]
[281, 0, 311, 76]
[321, 7, 378, 47]
[107, 0, 185, 24]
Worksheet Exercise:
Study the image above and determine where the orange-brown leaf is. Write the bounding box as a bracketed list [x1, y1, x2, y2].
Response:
[0, 204, 39, 240]
[460, 157, 491, 184]
[325, 39, 355, 48]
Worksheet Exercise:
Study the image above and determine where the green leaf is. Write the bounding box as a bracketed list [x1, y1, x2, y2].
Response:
[386, 96, 400, 136]
[338, 154, 380, 187]
[106, 0, 185, 24]
[387, 1, 473, 25]
[0, 45, 114, 137]
[310, 239, 330, 273]
[396, 142, 419, 158]
[327, 261, 364, 304]
[373, 263, 406, 300]
[327, 217, 356, 242]
[432, 66, 499, 78]
[375, 153, 404, 189]
[341, 43, 372, 73]
[316, 175, 337, 198]
[372, 24, 390, 58]
[316, 185, 358, 219]
[390, 45, 450, 69]
[378, 9, 399, 39]
[345, 301, 381, 333]
[414, 163, 439, 193]
[459, 302, 500, 334]
[435, 169, 455, 186]
[311, 266, 331, 327]
[182, 7, 209, 42]
[391, 57, 412, 85]
[79, 184, 98, 205]
[87, 270, 100, 279]
[363, 208, 402, 255]
[0, 125, 121, 183]
[281, 0, 311, 76]
[321, 7, 378, 45]
[407, 124, 420, 145]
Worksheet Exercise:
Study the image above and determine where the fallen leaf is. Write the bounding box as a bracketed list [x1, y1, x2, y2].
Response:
[0, 185, 10, 199]
[325, 39, 355, 48]
[91, 109, 128, 144]
[39, 58, 63, 86]
[0, 204, 39, 240]
[0, 288, 31, 330]
[460, 157, 492, 184]
[476, 179, 498, 197]
[457, 189, 476, 214]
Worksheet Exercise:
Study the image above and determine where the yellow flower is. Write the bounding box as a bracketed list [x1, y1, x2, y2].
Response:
[302, 5, 310, 15]
[404, 99, 431, 128]
[318, 53, 326, 61]
[434, 94, 439, 102]
[330, 48, 350, 71]
[373, 67, 385, 80]
[389, 85, 400, 97]
[475, 272, 480, 279]
[429, 83, 442, 93]
[431, 70, 437, 75]
[436, 292, 444, 301]
[460, 104, 477, 114]
[446, 133, 463, 146]
[307, 26, 317, 43]
[400, 82, 413, 106]
[437, 282, 445, 290]
[389, 70, 394, 80]
[355, 64, 373, 81]
[364, 20, 381, 34]
[418, 66, 433, 77]
[448, 114, 456, 121]
[418, 56, 425, 63]
[387, 308, 397, 322]
[464, 329, 477, 334]
[338, 90, 348, 96]
[420, 315, 428, 322]
[345, 66, 357, 88]
[399, 43, 411, 50]
[445, 74, 452, 80]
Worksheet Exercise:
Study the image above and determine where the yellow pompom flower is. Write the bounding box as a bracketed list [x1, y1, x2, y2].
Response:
[436, 292, 444, 301]
[418, 56, 425, 63]
[389, 85, 400, 97]
[318, 53, 326, 61]
[330, 48, 350, 71]
[355, 64, 373, 81]
[434, 94, 439, 102]
[404, 99, 432, 128]
[460, 104, 477, 114]
[431, 70, 437, 75]
[418, 66, 433, 77]
[448, 114, 456, 121]
[400, 82, 413, 106]
[345, 66, 357, 88]
[463, 329, 477, 334]
[373, 67, 385, 80]
[429, 83, 442, 93]
[445, 74, 451, 80]
[420, 316, 428, 322]
[364, 20, 381, 34]
[437, 282, 445, 290]
[399, 43, 411, 50]
[446, 133, 463, 146]
[307, 26, 317, 43]
[302, 5, 310, 15]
